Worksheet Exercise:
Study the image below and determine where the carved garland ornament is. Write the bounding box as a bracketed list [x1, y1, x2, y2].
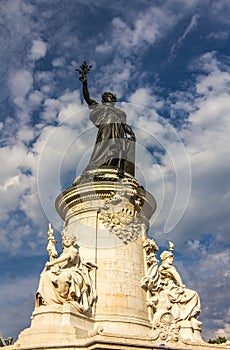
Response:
[99, 191, 143, 244]
[151, 313, 180, 342]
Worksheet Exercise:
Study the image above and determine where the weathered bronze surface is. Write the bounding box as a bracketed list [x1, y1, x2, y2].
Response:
[77, 61, 136, 177]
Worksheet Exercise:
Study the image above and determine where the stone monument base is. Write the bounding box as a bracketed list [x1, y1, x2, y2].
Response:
[9, 305, 227, 350]
[14, 304, 95, 347]
[10, 304, 227, 350]
[9, 329, 228, 350]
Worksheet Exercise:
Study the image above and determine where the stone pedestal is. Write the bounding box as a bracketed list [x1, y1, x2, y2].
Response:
[16, 304, 95, 346]
[12, 169, 157, 349]
[10, 169, 221, 350]
[55, 169, 156, 338]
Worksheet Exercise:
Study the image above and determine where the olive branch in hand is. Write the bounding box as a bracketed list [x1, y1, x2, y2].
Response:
[75, 61, 93, 81]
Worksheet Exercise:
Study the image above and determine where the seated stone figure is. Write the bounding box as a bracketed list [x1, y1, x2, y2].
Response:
[142, 240, 202, 343]
[36, 230, 97, 315]
[159, 248, 201, 323]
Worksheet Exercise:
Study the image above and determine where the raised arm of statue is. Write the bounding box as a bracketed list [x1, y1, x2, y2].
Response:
[45, 251, 71, 270]
[76, 61, 97, 106]
[80, 77, 97, 106]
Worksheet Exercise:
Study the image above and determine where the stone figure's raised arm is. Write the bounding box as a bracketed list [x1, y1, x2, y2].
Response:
[76, 61, 97, 106]
[45, 251, 71, 270]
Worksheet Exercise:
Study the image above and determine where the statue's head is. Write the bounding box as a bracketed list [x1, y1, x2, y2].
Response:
[160, 250, 174, 262]
[61, 230, 78, 248]
[101, 92, 117, 104]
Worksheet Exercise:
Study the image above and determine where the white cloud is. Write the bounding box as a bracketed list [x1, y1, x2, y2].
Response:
[94, 2, 210, 63]
[28, 90, 43, 107]
[0, 144, 35, 186]
[187, 239, 201, 251]
[191, 249, 230, 341]
[35, 121, 93, 231]
[0, 143, 36, 226]
[96, 6, 176, 57]
[41, 98, 61, 123]
[196, 72, 230, 96]
[118, 101, 192, 236]
[184, 85, 230, 238]
[190, 51, 221, 74]
[215, 323, 230, 339]
[128, 88, 164, 109]
[52, 57, 66, 67]
[207, 31, 229, 41]
[146, 57, 230, 340]
[29, 39, 48, 61]
[169, 14, 200, 60]
[111, 15, 158, 49]
[0, 86, 95, 251]
[17, 126, 34, 144]
[8, 70, 33, 100]
[95, 41, 112, 54]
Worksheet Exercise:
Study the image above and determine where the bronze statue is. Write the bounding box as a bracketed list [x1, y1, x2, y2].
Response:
[76, 61, 136, 178]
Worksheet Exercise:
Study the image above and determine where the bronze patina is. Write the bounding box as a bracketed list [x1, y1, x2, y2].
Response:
[77, 61, 136, 178]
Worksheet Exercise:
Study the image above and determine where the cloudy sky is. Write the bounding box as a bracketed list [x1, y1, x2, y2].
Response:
[0, 0, 230, 342]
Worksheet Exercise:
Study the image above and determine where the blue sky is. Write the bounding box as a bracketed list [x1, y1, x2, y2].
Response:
[0, 0, 230, 342]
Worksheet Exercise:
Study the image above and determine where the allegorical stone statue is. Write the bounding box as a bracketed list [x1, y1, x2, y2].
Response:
[76, 61, 136, 178]
[142, 240, 203, 342]
[36, 225, 97, 315]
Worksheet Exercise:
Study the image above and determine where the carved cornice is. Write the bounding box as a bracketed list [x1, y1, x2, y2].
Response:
[55, 170, 156, 222]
